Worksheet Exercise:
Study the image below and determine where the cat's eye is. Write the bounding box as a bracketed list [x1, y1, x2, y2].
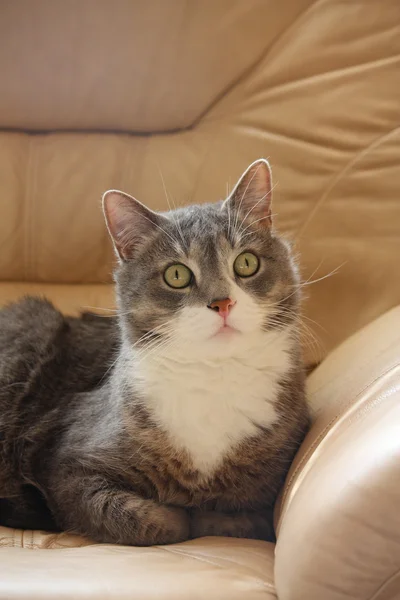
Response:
[233, 252, 259, 278]
[164, 264, 193, 289]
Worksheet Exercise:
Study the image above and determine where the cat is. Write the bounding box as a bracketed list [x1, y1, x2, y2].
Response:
[0, 159, 309, 545]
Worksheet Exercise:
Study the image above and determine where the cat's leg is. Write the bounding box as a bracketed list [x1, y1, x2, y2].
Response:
[190, 509, 275, 542]
[51, 475, 190, 546]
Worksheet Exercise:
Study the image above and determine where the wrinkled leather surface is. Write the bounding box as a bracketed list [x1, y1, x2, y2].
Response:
[274, 306, 400, 600]
[0, 0, 400, 364]
[0, 0, 304, 133]
[0, 534, 276, 600]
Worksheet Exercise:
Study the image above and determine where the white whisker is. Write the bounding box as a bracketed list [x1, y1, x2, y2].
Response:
[298, 263, 346, 287]
[156, 163, 187, 251]
[139, 212, 181, 248]
[83, 306, 117, 313]
[236, 181, 279, 239]
[83, 305, 135, 318]
[233, 162, 263, 237]
[135, 334, 176, 364]
[237, 213, 279, 240]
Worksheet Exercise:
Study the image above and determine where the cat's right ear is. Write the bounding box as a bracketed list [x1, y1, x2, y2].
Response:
[102, 190, 164, 261]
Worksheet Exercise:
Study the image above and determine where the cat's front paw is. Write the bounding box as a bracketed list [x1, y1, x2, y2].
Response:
[190, 509, 274, 541]
[150, 505, 190, 545]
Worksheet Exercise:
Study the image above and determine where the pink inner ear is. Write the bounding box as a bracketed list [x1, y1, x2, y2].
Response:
[103, 191, 151, 260]
[230, 160, 273, 228]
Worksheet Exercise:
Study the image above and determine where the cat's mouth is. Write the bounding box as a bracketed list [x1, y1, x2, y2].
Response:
[212, 324, 239, 338]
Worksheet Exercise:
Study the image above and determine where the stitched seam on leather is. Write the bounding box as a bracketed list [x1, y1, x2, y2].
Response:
[154, 544, 229, 569]
[23, 529, 31, 549]
[23, 137, 33, 281]
[368, 567, 400, 600]
[30, 139, 38, 282]
[280, 361, 400, 514]
[179, 549, 276, 591]
[297, 125, 400, 238]
[154, 545, 275, 591]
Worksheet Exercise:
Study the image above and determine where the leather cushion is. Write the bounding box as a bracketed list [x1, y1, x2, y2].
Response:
[274, 306, 400, 600]
[0, 533, 276, 600]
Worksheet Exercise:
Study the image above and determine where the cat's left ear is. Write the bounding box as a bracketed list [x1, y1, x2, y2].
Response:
[102, 190, 167, 261]
[223, 158, 273, 229]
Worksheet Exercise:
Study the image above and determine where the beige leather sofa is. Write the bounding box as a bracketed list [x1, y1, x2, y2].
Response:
[0, 2, 399, 599]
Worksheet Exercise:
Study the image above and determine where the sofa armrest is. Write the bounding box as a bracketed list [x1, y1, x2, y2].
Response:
[274, 306, 400, 600]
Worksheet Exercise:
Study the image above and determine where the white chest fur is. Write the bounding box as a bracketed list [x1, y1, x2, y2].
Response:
[133, 329, 293, 476]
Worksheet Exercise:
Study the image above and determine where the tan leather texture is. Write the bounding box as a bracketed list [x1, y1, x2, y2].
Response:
[0, 283, 114, 316]
[0, 1, 400, 364]
[0, 0, 300, 133]
[274, 306, 400, 600]
[0, 534, 276, 600]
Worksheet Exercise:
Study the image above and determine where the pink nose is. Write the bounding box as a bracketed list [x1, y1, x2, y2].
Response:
[207, 298, 236, 318]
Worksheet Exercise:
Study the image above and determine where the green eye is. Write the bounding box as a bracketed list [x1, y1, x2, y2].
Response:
[164, 264, 192, 289]
[234, 252, 259, 278]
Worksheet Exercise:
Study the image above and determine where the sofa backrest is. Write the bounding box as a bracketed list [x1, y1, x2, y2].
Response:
[0, 0, 399, 359]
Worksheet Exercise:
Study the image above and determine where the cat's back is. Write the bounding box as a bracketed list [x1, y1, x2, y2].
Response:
[0, 297, 64, 386]
[0, 297, 118, 498]
[0, 296, 118, 407]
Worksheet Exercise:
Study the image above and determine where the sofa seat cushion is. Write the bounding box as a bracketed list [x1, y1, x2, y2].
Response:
[0, 529, 276, 600]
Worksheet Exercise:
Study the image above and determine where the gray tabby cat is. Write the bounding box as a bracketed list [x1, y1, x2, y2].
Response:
[0, 159, 309, 544]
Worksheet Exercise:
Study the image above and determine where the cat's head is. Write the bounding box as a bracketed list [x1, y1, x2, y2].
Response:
[103, 159, 300, 360]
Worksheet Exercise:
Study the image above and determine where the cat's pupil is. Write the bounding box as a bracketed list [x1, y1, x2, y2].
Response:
[245, 258, 249, 267]
[175, 269, 179, 279]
